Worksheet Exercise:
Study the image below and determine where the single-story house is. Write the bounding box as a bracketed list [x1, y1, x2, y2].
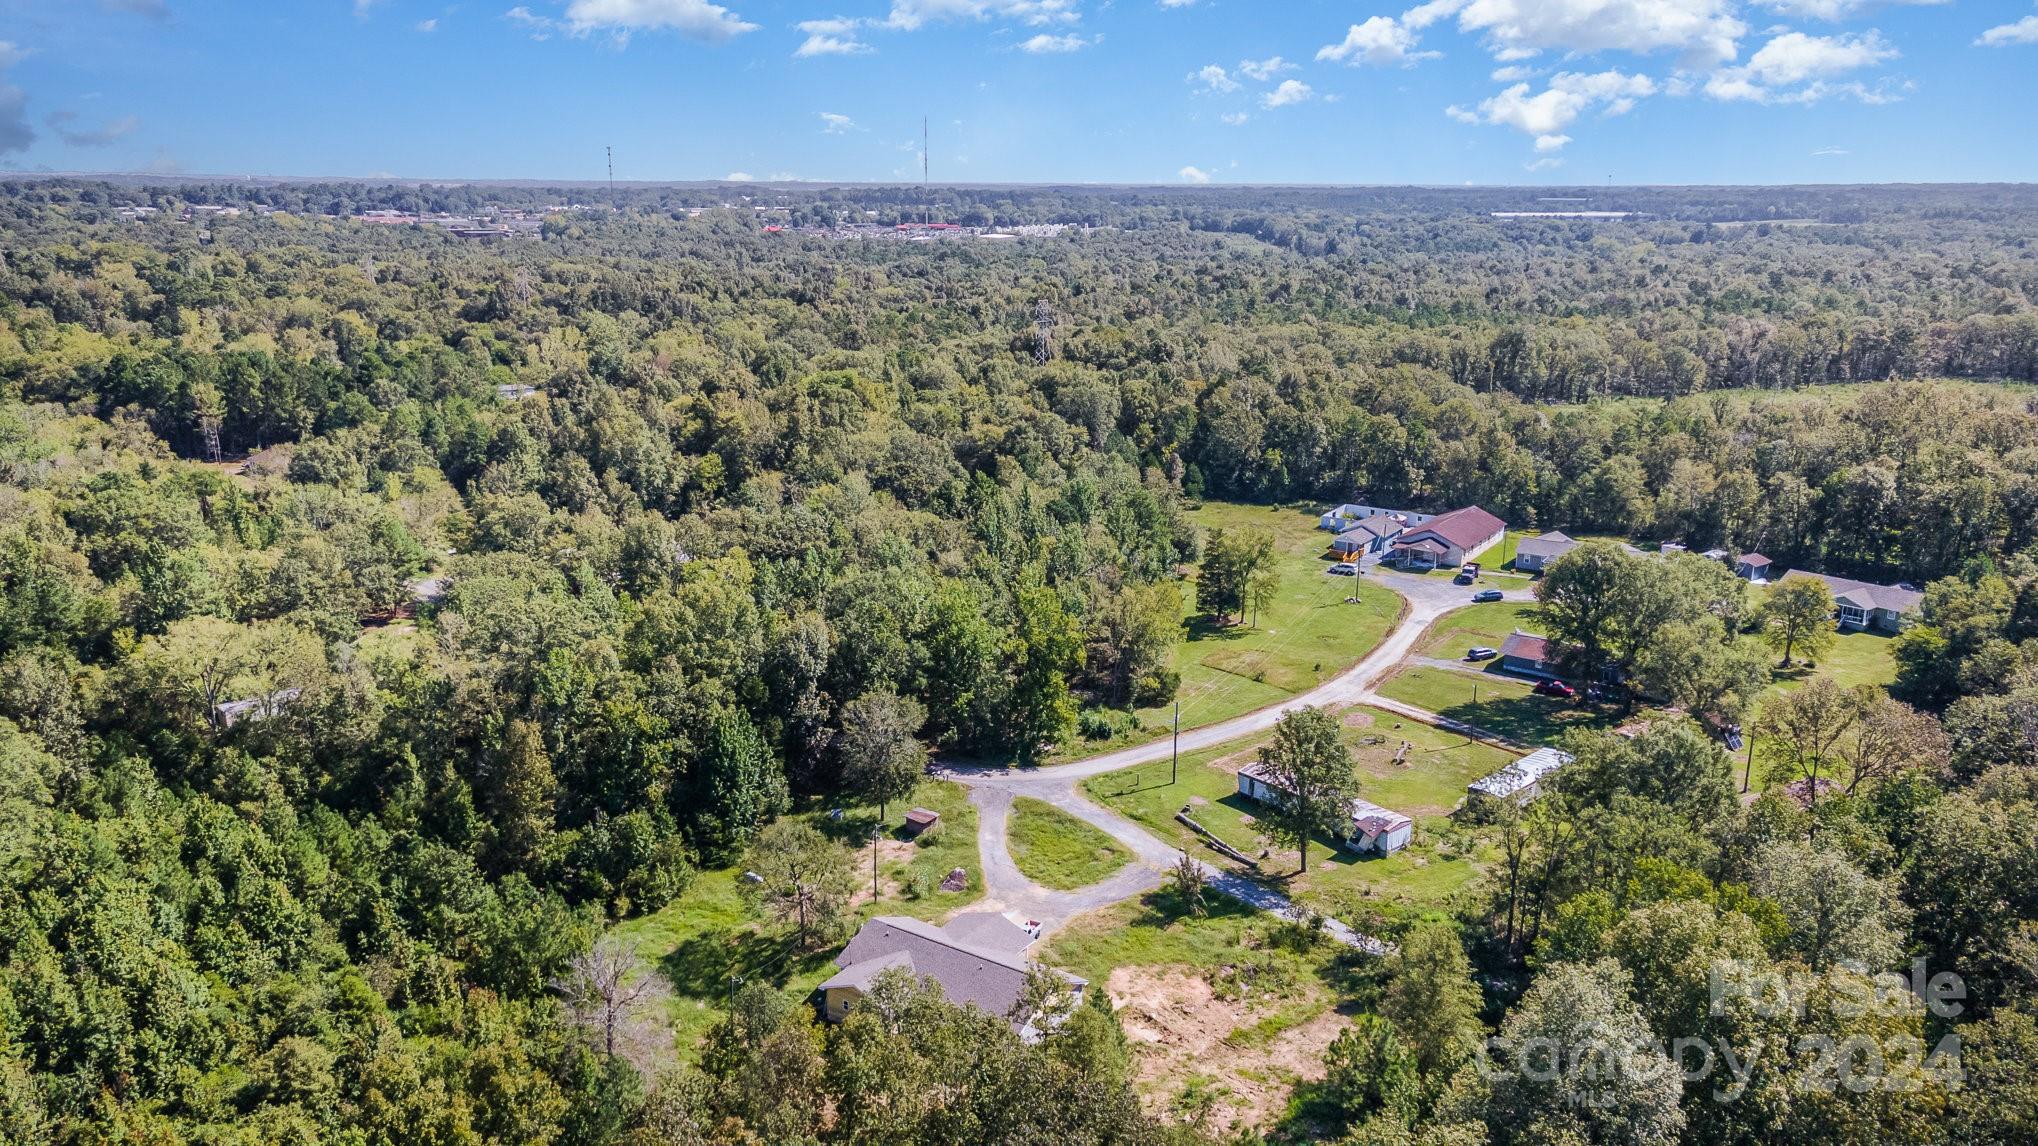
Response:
[1236, 761, 1414, 855]
[818, 914, 1083, 1039]
[1319, 503, 1434, 533]
[1468, 746, 1573, 805]
[1329, 517, 1406, 562]
[1387, 506, 1507, 571]
[1777, 570, 1923, 633]
[1735, 553, 1773, 583]
[1498, 630, 1555, 678]
[1512, 530, 1578, 573]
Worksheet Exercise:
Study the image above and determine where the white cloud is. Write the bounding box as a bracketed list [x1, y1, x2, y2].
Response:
[0, 41, 26, 70]
[883, 0, 1078, 31]
[820, 111, 857, 132]
[1764, 0, 1944, 19]
[1534, 132, 1570, 151]
[416, 17, 438, 31]
[1525, 156, 1565, 170]
[1220, 111, 1251, 125]
[725, 171, 754, 181]
[1452, 0, 1746, 68]
[795, 16, 873, 55]
[556, 0, 759, 42]
[1704, 29, 1897, 102]
[1020, 32, 1090, 51]
[1490, 64, 1534, 81]
[1318, 14, 1438, 67]
[1811, 145, 1849, 155]
[1451, 69, 1656, 140]
[1179, 165, 1212, 183]
[506, 6, 557, 38]
[1238, 55, 1294, 80]
[1159, 0, 1195, 6]
[1261, 78, 1314, 108]
[1188, 64, 1239, 92]
[1978, 15, 2038, 46]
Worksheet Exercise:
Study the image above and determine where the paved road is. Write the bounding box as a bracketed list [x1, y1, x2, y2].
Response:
[936, 568, 1535, 951]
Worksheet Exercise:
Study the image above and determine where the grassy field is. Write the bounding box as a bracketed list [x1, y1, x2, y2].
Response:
[606, 777, 982, 1060]
[1376, 665, 1620, 746]
[1414, 601, 1540, 659]
[1084, 706, 1513, 909]
[1048, 501, 1401, 760]
[1007, 797, 1133, 890]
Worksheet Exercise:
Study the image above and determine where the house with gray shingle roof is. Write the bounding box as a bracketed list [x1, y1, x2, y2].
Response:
[1513, 530, 1578, 573]
[1777, 570, 1923, 633]
[819, 914, 1083, 1038]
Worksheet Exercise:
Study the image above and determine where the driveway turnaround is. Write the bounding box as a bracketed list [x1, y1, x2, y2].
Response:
[936, 569, 1532, 952]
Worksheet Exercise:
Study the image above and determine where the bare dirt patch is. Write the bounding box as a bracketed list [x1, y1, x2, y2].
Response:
[1106, 966, 1347, 1136]
[1339, 707, 1376, 731]
[846, 839, 921, 909]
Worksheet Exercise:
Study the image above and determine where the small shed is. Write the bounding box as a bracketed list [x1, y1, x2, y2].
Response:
[903, 808, 940, 836]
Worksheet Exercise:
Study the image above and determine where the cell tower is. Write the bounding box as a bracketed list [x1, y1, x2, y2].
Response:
[921, 117, 931, 225]
[1033, 300, 1054, 366]
[607, 146, 616, 209]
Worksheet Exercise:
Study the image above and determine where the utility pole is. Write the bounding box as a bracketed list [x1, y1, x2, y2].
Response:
[871, 827, 881, 901]
[1171, 699, 1181, 786]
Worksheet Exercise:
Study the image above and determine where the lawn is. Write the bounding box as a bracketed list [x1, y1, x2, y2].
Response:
[1007, 797, 1133, 890]
[1054, 501, 1401, 760]
[1414, 601, 1540, 659]
[606, 777, 982, 1061]
[1764, 628, 1899, 694]
[1083, 706, 1515, 910]
[1376, 665, 1620, 746]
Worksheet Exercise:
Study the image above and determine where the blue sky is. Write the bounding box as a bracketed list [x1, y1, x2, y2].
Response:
[2, 0, 2037, 184]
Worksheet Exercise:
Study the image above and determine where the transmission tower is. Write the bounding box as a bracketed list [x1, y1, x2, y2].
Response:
[607, 146, 616, 209]
[1033, 299, 1054, 366]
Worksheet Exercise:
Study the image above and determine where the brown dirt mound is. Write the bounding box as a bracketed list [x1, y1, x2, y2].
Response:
[1105, 966, 1347, 1136]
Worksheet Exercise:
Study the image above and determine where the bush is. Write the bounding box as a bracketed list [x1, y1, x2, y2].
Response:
[912, 821, 944, 848]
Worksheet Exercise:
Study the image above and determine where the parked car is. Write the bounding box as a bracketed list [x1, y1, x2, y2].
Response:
[1462, 561, 1481, 575]
[1328, 562, 1358, 576]
[1472, 589, 1504, 603]
[1534, 679, 1577, 699]
[1465, 646, 1497, 661]
[1453, 570, 1476, 584]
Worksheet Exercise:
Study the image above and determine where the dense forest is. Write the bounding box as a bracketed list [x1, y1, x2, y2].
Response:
[2, 179, 2037, 1143]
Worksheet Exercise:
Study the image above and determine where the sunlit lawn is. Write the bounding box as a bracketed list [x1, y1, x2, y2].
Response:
[1083, 707, 1514, 911]
[1376, 665, 1620, 745]
[1056, 501, 1402, 760]
[1007, 797, 1133, 890]
[1414, 601, 1541, 659]
[607, 778, 981, 1061]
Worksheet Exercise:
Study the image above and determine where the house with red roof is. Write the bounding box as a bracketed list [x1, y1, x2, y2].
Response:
[1386, 506, 1507, 571]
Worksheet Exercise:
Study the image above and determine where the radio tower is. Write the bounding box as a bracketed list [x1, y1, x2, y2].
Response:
[922, 116, 931, 225]
[607, 146, 616, 209]
[1033, 299, 1054, 366]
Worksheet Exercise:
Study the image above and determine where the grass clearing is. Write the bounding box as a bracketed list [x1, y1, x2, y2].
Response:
[606, 778, 982, 1061]
[1084, 707, 1514, 910]
[1415, 601, 1540, 659]
[1007, 797, 1133, 890]
[1376, 665, 1620, 745]
[1100, 502, 1402, 747]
